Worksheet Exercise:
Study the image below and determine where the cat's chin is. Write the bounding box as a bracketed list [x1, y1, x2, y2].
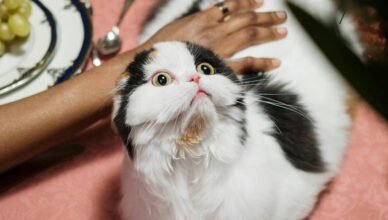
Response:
[190, 95, 214, 112]
[182, 96, 216, 126]
[190, 89, 210, 106]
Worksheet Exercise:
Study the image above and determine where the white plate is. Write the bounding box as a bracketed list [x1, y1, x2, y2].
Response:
[0, 0, 92, 105]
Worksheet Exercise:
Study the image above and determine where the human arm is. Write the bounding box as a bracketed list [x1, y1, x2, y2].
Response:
[0, 0, 287, 172]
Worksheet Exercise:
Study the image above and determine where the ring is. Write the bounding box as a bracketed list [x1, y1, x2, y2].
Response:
[215, 2, 229, 15]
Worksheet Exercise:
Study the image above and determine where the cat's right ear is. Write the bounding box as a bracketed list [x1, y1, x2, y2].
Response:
[114, 47, 155, 95]
[117, 69, 130, 83]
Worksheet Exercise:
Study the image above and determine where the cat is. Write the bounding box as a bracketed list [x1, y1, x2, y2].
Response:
[112, 0, 359, 219]
[113, 41, 351, 219]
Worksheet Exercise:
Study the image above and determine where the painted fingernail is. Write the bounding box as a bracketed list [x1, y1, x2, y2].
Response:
[276, 11, 286, 19]
[276, 27, 287, 35]
[272, 59, 281, 67]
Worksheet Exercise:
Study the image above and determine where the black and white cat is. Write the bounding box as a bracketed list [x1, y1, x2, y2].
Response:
[113, 41, 351, 219]
[113, 0, 358, 219]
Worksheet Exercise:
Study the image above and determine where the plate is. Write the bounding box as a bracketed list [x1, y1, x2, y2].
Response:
[0, 0, 92, 105]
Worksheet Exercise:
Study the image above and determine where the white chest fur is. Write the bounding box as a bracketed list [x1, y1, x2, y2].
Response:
[120, 90, 349, 220]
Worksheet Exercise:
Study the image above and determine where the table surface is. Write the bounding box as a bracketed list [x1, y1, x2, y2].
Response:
[0, 0, 387, 219]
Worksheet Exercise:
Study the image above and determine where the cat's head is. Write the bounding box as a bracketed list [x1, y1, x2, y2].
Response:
[113, 42, 244, 159]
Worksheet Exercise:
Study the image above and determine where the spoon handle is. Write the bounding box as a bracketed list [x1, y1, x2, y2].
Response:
[92, 44, 102, 67]
[115, 0, 134, 27]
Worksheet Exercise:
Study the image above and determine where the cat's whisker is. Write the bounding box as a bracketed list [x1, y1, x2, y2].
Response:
[234, 82, 266, 86]
[258, 99, 305, 117]
[270, 119, 283, 134]
[173, 112, 180, 134]
[234, 81, 269, 86]
[256, 98, 311, 121]
[257, 93, 287, 96]
[240, 79, 270, 84]
[259, 95, 306, 114]
[259, 99, 306, 117]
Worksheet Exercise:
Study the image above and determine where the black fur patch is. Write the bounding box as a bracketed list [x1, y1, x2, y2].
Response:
[242, 74, 324, 172]
[234, 96, 248, 145]
[113, 49, 154, 158]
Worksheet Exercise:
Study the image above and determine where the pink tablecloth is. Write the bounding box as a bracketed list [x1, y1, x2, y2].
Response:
[0, 0, 387, 219]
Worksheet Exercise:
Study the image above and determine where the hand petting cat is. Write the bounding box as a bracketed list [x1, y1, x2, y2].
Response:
[142, 0, 287, 73]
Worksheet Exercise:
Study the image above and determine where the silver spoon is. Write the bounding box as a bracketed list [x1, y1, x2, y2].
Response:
[91, 44, 101, 67]
[96, 0, 134, 55]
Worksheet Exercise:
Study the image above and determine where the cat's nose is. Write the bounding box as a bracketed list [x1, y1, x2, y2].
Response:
[189, 74, 201, 84]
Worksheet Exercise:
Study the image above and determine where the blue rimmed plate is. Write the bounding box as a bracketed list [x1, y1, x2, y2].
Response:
[0, 0, 92, 104]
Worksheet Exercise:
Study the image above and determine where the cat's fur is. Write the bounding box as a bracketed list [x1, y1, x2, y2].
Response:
[113, 0, 358, 219]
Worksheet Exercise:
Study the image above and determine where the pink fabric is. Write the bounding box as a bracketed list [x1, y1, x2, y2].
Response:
[0, 0, 387, 219]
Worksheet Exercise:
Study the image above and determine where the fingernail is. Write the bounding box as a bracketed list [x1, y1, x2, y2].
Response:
[276, 11, 286, 19]
[255, 0, 263, 5]
[276, 27, 287, 35]
[272, 59, 281, 67]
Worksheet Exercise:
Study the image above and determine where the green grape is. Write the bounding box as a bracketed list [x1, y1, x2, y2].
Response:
[0, 0, 31, 57]
[17, 0, 31, 18]
[0, 22, 15, 41]
[4, 0, 21, 11]
[8, 13, 29, 37]
[0, 40, 5, 56]
[0, 3, 9, 20]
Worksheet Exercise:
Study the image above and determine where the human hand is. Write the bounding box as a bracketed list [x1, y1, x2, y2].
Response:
[143, 0, 287, 73]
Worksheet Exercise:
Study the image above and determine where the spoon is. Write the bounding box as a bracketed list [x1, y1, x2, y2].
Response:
[91, 44, 102, 66]
[96, 0, 134, 55]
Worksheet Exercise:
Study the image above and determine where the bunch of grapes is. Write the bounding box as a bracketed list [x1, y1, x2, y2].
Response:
[0, 0, 31, 56]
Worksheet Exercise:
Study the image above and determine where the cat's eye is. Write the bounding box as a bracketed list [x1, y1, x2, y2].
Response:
[152, 72, 172, 87]
[196, 62, 215, 75]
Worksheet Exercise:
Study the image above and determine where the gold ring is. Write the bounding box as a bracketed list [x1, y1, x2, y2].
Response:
[215, 2, 229, 15]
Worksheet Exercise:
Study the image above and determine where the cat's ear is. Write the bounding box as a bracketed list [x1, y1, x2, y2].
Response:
[113, 73, 130, 96]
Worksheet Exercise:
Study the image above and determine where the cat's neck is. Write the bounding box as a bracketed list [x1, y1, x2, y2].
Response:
[130, 106, 246, 183]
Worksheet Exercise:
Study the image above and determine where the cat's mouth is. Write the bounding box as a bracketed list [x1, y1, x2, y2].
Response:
[191, 89, 210, 105]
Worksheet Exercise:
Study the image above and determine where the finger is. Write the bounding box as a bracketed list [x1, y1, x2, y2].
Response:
[219, 11, 287, 34]
[204, 0, 263, 21]
[227, 57, 281, 74]
[216, 26, 287, 58]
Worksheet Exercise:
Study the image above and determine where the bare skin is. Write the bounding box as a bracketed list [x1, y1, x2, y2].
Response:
[0, 0, 287, 172]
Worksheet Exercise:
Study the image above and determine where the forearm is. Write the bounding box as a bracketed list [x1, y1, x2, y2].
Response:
[0, 0, 287, 172]
[0, 44, 150, 172]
